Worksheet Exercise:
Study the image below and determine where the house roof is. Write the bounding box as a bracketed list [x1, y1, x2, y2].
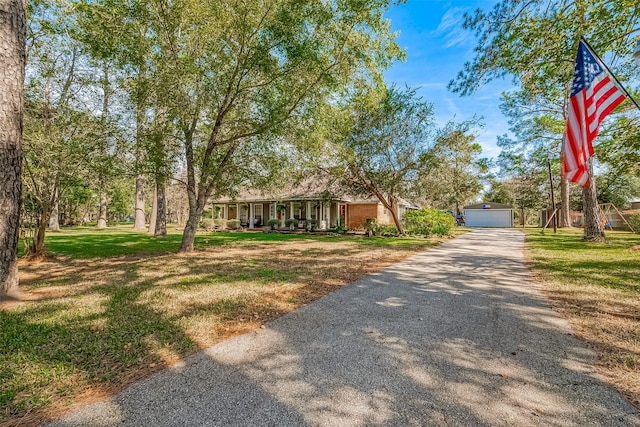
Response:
[210, 174, 417, 208]
[464, 202, 513, 210]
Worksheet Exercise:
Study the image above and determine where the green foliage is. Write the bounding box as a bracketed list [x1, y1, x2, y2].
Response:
[328, 85, 436, 235]
[416, 119, 486, 210]
[306, 219, 317, 231]
[106, 178, 135, 222]
[627, 213, 640, 234]
[226, 219, 241, 230]
[365, 218, 378, 236]
[199, 218, 215, 231]
[377, 225, 399, 237]
[267, 219, 280, 230]
[403, 208, 456, 237]
[285, 218, 299, 228]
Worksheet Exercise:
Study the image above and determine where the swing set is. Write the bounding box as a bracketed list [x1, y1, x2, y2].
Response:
[541, 203, 635, 233]
[598, 203, 635, 232]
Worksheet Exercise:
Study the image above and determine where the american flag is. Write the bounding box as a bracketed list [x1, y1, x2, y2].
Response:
[563, 40, 626, 187]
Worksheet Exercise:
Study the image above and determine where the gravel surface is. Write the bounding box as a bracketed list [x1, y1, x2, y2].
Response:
[48, 228, 640, 426]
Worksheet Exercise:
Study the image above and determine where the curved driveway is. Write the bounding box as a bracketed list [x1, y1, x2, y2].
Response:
[50, 229, 640, 426]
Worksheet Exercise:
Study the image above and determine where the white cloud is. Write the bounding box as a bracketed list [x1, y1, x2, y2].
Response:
[432, 7, 472, 48]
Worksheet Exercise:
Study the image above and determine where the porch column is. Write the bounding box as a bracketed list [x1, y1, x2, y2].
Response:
[281, 204, 286, 227]
[290, 202, 295, 219]
[224, 204, 228, 220]
[249, 203, 254, 228]
[306, 201, 311, 219]
[326, 203, 331, 227]
[319, 202, 326, 229]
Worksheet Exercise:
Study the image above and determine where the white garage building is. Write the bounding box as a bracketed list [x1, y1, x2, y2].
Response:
[463, 202, 514, 227]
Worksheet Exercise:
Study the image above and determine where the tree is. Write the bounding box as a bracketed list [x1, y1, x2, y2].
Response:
[328, 85, 435, 235]
[0, 0, 26, 298]
[21, 0, 107, 257]
[417, 120, 487, 213]
[159, 0, 402, 251]
[449, 0, 639, 240]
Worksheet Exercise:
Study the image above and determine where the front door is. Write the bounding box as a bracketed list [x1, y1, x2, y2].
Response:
[254, 204, 263, 227]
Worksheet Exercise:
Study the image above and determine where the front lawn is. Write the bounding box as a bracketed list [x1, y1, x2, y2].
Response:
[2, 225, 445, 426]
[524, 228, 640, 407]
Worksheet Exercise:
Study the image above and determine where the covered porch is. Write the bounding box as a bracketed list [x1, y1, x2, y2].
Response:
[210, 199, 348, 230]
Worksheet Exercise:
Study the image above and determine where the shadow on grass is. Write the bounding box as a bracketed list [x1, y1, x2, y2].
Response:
[0, 276, 195, 425]
[3, 228, 449, 425]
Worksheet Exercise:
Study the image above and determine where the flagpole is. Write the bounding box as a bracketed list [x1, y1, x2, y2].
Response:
[580, 36, 640, 112]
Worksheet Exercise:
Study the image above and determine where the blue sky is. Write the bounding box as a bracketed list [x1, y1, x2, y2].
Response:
[384, 0, 514, 159]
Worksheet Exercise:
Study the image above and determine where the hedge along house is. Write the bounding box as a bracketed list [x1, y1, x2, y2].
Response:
[463, 202, 514, 227]
[208, 179, 418, 230]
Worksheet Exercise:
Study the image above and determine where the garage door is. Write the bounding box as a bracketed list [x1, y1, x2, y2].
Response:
[464, 209, 512, 227]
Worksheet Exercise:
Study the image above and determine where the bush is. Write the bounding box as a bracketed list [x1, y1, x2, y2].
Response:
[365, 218, 378, 236]
[364, 218, 395, 236]
[213, 218, 227, 230]
[285, 218, 299, 228]
[627, 212, 640, 234]
[267, 218, 280, 230]
[306, 219, 317, 231]
[378, 224, 398, 237]
[199, 218, 215, 231]
[227, 219, 241, 230]
[403, 207, 455, 236]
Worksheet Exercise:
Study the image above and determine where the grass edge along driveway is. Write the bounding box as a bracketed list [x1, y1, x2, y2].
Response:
[523, 228, 640, 409]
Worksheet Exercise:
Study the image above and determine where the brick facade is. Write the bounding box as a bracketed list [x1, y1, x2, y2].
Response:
[347, 203, 393, 228]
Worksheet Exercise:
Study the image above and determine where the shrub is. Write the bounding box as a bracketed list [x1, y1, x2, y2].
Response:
[365, 218, 378, 236]
[285, 218, 299, 228]
[403, 207, 455, 236]
[306, 219, 318, 231]
[378, 224, 398, 236]
[227, 219, 241, 230]
[267, 218, 280, 230]
[627, 212, 640, 234]
[213, 218, 227, 230]
[199, 218, 215, 231]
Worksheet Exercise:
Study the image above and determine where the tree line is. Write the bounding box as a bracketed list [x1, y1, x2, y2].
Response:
[2, 0, 639, 299]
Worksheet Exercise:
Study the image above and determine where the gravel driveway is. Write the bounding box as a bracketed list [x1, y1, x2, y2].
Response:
[48, 228, 640, 426]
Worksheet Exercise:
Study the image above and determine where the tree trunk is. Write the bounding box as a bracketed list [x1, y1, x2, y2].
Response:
[180, 207, 204, 252]
[582, 177, 604, 242]
[49, 190, 60, 231]
[387, 200, 405, 236]
[97, 191, 107, 228]
[29, 203, 50, 258]
[179, 185, 206, 251]
[0, 0, 26, 299]
[154, 177, 167, 238]
[133, 175, 146, 230]
[148, 185, 157, 234]
[559, 177, 571, 227]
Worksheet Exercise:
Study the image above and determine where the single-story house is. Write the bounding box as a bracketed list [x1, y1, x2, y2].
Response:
[463, 202, 514, 227]
[208, 180, 417, 230]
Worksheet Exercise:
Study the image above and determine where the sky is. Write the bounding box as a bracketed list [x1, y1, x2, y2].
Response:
[383, 0, 514, 159]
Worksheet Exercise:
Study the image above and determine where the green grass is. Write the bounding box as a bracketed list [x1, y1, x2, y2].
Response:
[524, 229, 640, 292]
[523, 228, 640, 405]
[20, 225, 446, 259]
[3, 224, 446, 424]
